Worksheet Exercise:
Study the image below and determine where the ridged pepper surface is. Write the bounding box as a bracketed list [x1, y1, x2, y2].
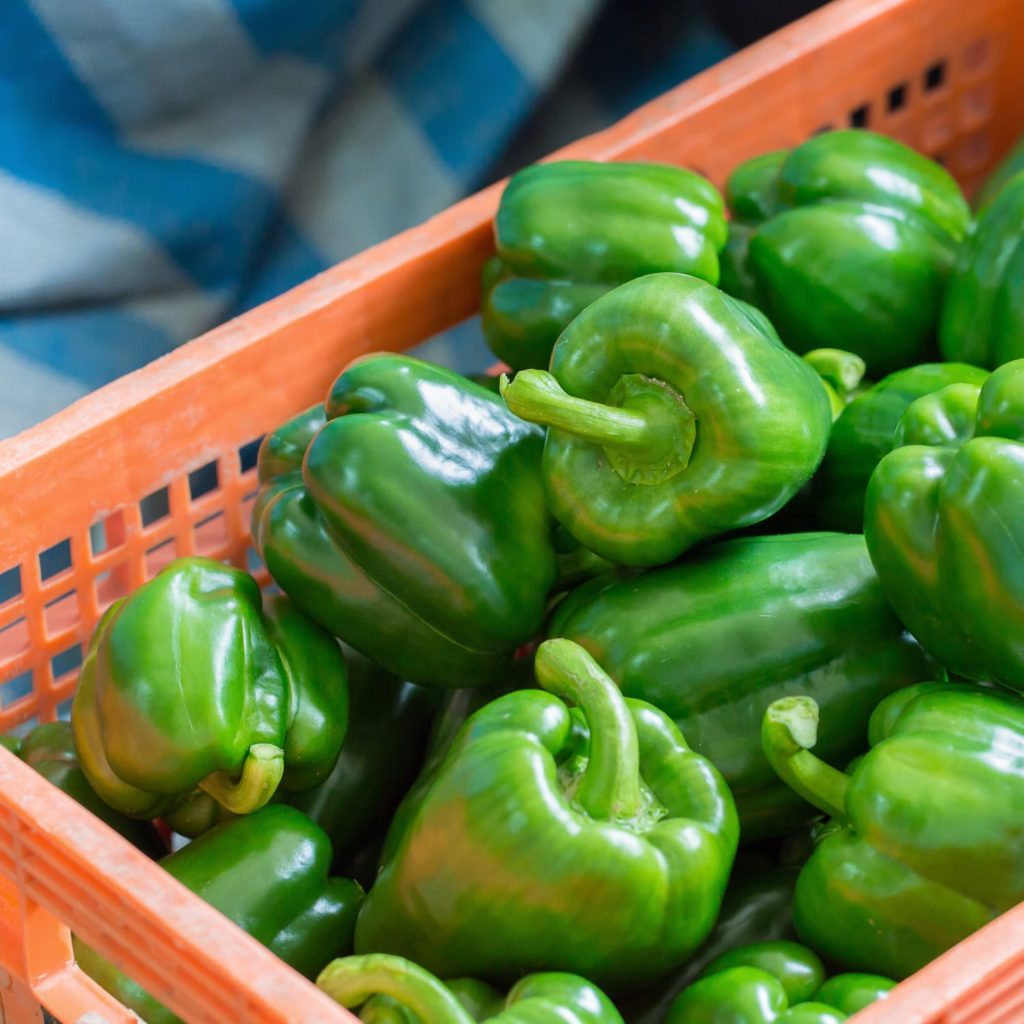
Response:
[356, 639, 738, 992]
[72, 557, 347, 836]
[483, 160, 727, 370]
[501, 273, 831, 567]
[319, 954, 623, 1023]
[763, 682, 1024, 977]
[864, 360, 1024, 690]
[252, 354, 557, 687]
[549, 533, 933, 840]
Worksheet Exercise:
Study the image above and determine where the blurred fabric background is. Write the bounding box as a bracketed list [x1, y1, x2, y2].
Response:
[0, 0, 822, 438]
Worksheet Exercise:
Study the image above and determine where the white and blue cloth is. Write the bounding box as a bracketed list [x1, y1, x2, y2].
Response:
[0, 0, 736, 438]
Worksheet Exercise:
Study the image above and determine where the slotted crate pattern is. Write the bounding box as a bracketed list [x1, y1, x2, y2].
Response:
[0, 0, 1022, 1020]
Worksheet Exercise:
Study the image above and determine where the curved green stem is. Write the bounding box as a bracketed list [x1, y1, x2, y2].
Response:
[317, 955, 475, 1024]
[534, 638, 642, 820]
[761, 698, 849, 822]
[501, 370, 695, 485]
[803, 349, 867, 397]
[198, 743, 284, 814]
[554, 546, 615, 590]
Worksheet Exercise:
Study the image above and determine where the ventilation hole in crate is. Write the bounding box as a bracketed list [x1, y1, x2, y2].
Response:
[2, 671, 33, 708]
[11, 715, 39, 738]
[849, 104, 870, 128]
[194, 512, 228, 556]
[924, 60, 947, 92]
[189, 460, 220, 502]
[51, 644, 83, 680]
[39, 539, 72, 581]
[141, 486, 171, 527]
[0, 617, 29, 662]
[95, 567, 128, 612]
[57, 698, 74, 722]
[887, 83, 908, 111]
[144, 537, 178, 578]
[961, 83, 993, 127]
[0, 565, 21, 607]
[239, 438, 264, 476]
[90, 509, 128, 556]
[43, 590, 79, 639]
[963, 36, 992, 73]
[246, 547, 266, 576]
[923, 115, 954, 154]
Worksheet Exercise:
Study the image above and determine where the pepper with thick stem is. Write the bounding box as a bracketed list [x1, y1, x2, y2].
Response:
[501, 273, 831, 567]
[357, 638, 738, 992]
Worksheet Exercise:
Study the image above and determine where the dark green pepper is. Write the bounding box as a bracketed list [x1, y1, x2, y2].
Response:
[621, 858, 800, 1024]
[864, 360, 1024, 690]
[665, 939, 893, 1023]
[1, 723, 164, 857]
[286, 647, 438, 875]
[549, 533, 934, 840]
[72, 557, 347, 835]
[762, 682, 1024, 978]
[76, 805, 364, 1024]
[812, 362, 990, 531]
[501, 273, 831, 567]
[484, 160, 727, 370]
[319, 955, 624, 1023]
[940, 170, 1024, 367]
[357, 639, 738, 992]
[253, 354, 557, 688]
[727, 130, 970, 375]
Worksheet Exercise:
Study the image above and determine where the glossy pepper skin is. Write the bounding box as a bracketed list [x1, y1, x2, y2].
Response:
[762, 682, 1024, 978]
[484, 160, 727, 371]
[252, 354, 557, 687]
[864, 360, 1024, 690]
[1, 723, 164, 858]
[319, 955, 623, 1023]
[72, 558, 348, 835]
[76, 805, 364, 1024]
[940, 171, 1024, 367]
[549, 533, 934, 840]
[501, 273, 831, 567]
[665, 940, 893, 1024]
[813, 362, 989, 532]
[357, 638, 738, 992]
[726, 131, 970, 375]
[621, 859, 800, 1024]
[286, 647, 438, 874]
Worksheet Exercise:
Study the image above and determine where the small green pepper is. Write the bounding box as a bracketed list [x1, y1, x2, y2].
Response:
[484, 160, 727, 370]
[319, 955, 623, 1023]
[72, 557, 348, 834]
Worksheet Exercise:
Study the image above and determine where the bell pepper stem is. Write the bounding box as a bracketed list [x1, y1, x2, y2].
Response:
[198, 743, 284, 815]
[803, 349, 867, 396]
[554, 546, 614, 590]
[534, 638, 643, 821]
[500, 370, 696, 485]
[317, 955, 475, 1024]
[762, 698, 849, 822]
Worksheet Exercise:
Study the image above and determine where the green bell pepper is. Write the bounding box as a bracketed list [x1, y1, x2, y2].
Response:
[76, 805, 364, 1024]
[252, 354, 557, 687]
[864, 360, 1024, 690]
[319, 955, 623, 1023]
[356, 638, 738, 992]
[286, 646, 438, 875]
[725, 130, 970, 375]
[940, 170, 1024, 367]
[501, 273, 832, 566]
[762, 682, 1024, 978]
[549, 533, 934, 840]
[72, 557, 347, 835]
[665, 939, 893, 1024]
[812, 362, 990, 532]
[621, 858, 800, 1024]
[484, 160, 727, 370]
[1, 723, 164, 857]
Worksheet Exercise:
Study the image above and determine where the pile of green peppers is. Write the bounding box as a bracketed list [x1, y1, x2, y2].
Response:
[8, 126, 1024, 1024]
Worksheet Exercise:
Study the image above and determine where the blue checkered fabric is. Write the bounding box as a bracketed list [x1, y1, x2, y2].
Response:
[0, 0, 736, 438]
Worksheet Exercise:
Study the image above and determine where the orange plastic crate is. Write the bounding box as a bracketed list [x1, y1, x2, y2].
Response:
[1, 0, 1023, 1020]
